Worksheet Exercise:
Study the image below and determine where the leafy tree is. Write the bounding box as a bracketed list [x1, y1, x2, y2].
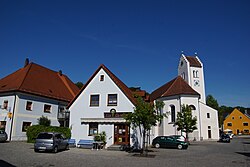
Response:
[75, 82, 84, 89]
[37, 115, 51, 126]
[206, 95, 219, 110]
[124, 97, 165, 155]
[175, 104, 197, 141]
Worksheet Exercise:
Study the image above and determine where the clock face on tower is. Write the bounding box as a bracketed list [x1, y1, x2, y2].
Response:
[194, 80, 200, 87]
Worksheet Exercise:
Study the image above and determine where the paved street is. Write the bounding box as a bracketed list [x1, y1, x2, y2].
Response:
[0, 136, 249, 167]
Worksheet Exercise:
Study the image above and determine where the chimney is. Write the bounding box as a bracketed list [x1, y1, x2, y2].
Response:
[24, 58, 29, 67]
[59, 70, 62, 76]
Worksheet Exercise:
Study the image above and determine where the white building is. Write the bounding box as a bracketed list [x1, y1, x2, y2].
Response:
[150, 54, 219, 141]
[0, 60, 79, 141]
[68, 64, 138, 148]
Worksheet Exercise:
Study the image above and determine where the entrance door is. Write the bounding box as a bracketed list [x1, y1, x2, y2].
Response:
[208, 130, 212, 139]
[114, 124, 130, 145]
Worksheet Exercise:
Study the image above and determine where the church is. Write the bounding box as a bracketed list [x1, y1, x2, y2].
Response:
[68, 53, 219, 149]
[150, 54, 220, 141]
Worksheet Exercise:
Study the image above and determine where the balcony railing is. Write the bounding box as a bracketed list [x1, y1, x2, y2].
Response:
[58, 110, 70, 119]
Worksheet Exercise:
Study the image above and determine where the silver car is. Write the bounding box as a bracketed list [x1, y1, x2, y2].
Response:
[0, 130, 8, 142]
[34, 132, 69, 153]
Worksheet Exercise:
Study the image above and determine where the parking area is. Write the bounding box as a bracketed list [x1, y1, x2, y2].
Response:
[0, 136, 249, 167]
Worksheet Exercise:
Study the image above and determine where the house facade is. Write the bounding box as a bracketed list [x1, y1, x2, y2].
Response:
[68, 64, 139, 148]
[150, 54, 219, 141]
[0, 60, 79, 141]
[223, 108, 250, 135]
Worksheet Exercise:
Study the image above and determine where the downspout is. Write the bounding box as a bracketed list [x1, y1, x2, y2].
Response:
[197, 98, 202, 141]
[179, 95, 182, 135]
[9, 94, 17, 141]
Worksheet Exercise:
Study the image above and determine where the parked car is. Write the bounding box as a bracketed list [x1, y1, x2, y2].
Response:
[170, 135, 187, 142]
[34, 132, 69, 153]
[219, 134, 230, 143]
[152, 136, 188, 149]
[226, 133, 234, 139]
[0, 130, 8, 142]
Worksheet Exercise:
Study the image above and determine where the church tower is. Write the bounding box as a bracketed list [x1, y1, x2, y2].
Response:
[178, 53, 206, 103]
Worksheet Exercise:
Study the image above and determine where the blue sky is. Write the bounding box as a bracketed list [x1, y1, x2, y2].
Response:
[0, 0, 249, 107]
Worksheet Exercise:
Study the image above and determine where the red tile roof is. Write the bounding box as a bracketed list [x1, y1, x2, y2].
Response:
[0, 63, 79, 102]
[150, 76, 200, 101]
[185, 56, 202, 67]
[67, 64, 137, 108]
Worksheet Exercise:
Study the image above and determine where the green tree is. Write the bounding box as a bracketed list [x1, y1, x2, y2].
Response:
[206, 95, 219, 110]
[37, 115, 51, 126]
[124, 97, 165, 155]
[75, 82, 84, 89]
[175, 104, 197, 141]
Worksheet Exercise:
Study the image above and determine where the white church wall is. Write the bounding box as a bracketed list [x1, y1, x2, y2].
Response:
[199, 102, 220, 140]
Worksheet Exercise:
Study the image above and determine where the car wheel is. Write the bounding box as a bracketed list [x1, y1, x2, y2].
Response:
[53, 146, 58, 153]
[155, 143, 160, 149]
[34, 149, 39, 153]
[177, 144, 183, 150]
[66, 144, 69, 150]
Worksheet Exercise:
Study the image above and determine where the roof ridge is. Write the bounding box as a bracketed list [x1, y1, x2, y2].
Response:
[163, 76, 178, 97]
[58, 74, 76, 97]
[99, 64, 137, 105]
[67, 64, 136, 109]
[18, 63, 33, 90]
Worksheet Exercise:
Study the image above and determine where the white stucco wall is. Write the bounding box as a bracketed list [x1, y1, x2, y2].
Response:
[199, 102, 219, 140]
[178, 55, 190, 83]
[0, 94, 15, 141]
[1, 92, 64, 141]
[151, 95, 204, 142]
[69, 68, 135, 146]
[11, 93, 61, 140]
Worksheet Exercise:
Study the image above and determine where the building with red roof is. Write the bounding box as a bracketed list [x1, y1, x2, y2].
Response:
[0, 59, 79, 141]
[150, 54, 219, 141]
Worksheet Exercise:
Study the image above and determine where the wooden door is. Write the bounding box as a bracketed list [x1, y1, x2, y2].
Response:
[114, 124, 130, 145]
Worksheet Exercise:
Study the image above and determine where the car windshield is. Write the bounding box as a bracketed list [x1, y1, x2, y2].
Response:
[37, 133, 53, 139]
[0, 131, 5, 134]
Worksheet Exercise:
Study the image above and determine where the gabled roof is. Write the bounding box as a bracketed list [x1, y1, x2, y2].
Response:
[67, 64, 137, 108]
[185, 56, 202, 67]
[224, 108, 250, 121]
[0, 63, 79, 102]
[150, 76, 200, 101]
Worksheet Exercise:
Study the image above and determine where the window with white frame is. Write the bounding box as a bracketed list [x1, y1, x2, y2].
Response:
[243, 122, 248, 126]
[108, 94, 117, 106]
[89, 123, 98, 136]
[26, 101, 33, 111]
[22, 122, 32, 132]
[100, 75, 104, 81]
[3, 100, 8, 110]
[170, 105, 175, 123]
[90, 95, 100, 107]
[0, 121, 6, 131]
[44, 104, 51, 113]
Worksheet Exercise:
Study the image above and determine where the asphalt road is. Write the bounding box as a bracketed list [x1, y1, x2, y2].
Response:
[0, 136, 249, 167]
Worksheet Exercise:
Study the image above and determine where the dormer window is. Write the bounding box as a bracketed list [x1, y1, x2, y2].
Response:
[100, 75, 104, 81]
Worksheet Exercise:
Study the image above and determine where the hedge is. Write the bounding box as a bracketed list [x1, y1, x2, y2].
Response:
[26, 125, 71, 143]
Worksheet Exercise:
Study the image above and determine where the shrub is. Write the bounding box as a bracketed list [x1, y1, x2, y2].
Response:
[26, 125, 71, 143]
[37, 115, 51, 126]
[94, 131, 106, 144]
